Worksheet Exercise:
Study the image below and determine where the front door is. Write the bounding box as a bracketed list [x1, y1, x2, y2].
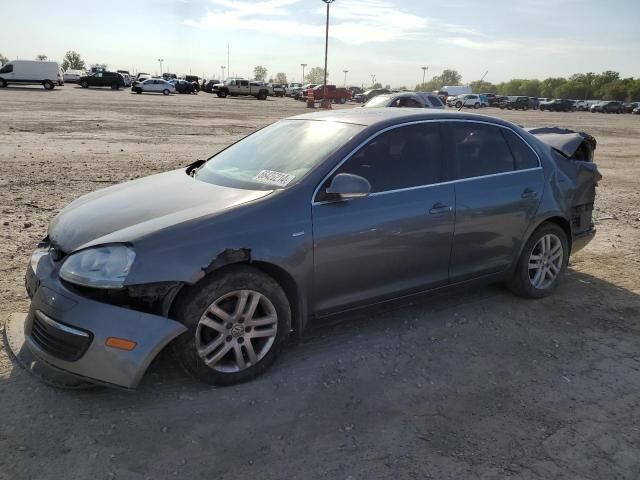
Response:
[312, 122, 455, 314]
[443, 121, 545, 282]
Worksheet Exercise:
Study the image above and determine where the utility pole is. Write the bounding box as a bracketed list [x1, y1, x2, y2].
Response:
[343, 69, 348, 87]
[227, 44, 230, 78]
[221, 65, 226, 81]
[421, 66, 428, 89]
[370, 74, 376, 86]
[158, 58, 164, 76]
[321, 0, 335, 109]
[301, 63, 307, 84]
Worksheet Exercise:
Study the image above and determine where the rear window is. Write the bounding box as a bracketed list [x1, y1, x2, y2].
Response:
[428, 95, 443, 106]
[502, 130, 539, 170]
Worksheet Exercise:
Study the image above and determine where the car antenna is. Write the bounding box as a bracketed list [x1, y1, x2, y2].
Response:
[459, 70, 488, 112]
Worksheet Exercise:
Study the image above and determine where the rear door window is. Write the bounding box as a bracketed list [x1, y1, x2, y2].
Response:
[428, 95, 443, 107]
[502, 129, 539, 170]
[446, 123, 515, 180]
[0, 64, 13, 74]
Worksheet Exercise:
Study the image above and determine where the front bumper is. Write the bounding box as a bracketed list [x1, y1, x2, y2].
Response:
[23, 253, 187, 389]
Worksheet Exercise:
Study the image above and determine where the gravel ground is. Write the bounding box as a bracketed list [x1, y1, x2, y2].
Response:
[0, 86, 639, 480]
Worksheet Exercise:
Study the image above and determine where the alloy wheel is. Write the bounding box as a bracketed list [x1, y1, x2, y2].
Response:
[195, 290, 278, 373]
[528, 234, 563, 289]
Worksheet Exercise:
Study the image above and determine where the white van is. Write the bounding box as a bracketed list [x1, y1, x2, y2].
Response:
[63, 69, 85, 83]
[0, 60, 64, 89]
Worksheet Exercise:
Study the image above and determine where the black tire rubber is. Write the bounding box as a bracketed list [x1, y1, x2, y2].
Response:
[135, 88, 142, 94]
[474, 102, 480, 109]
[257, 91, 268, 100]
[111, 83, 119, 90]
[163, 89, 170, 95]
[455, 101, 462, 108]
[43, 80, 54, 90]
[217, 90, 228, 98]
[0, 79, 7, 88]
[171, 265, 291, 386]
[81, 81, 89, 88]
[507, 222, 569, 299]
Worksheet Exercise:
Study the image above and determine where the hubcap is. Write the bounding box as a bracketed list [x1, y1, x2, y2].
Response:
[195, 290, 278, 373]
[528, 234, 563, 290]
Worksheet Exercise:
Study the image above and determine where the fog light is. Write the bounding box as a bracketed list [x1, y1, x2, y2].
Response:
[105, 337, 137, 351]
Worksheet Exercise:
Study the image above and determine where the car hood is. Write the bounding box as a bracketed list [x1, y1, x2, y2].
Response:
[49, 169, 272, 253]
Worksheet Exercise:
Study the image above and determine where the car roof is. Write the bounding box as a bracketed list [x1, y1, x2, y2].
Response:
[288, 108, 520, 129]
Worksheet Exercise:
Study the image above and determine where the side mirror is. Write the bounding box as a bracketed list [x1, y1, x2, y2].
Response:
[325, 173, 371, 200]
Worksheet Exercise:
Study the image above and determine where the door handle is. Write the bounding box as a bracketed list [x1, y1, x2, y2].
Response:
[429, 203, 452, 215]
[521, 188, 538, 199]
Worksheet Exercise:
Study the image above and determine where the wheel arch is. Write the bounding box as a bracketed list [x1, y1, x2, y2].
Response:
[168, 258, 306, 339]
[521, 215, 573, 260]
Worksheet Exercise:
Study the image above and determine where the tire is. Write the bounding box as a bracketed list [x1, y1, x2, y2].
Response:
[172, 265, 291, 386]
[43, 80, 55, 90]
[523, 105, 529, 110]
[455, 101, 462, 108]
[217, 90, 228, 98]
[257, 90, 268, 100]
[111, 83, 120, 90]
[80, 80, 89, 88]
[338, 97, 346, 104]
[474, 102, 480, 109]
[0, 79, 7, 88]
[163, 89, 170, 95]
[507, 222, 569, 299]
[135, 88, 142, 94]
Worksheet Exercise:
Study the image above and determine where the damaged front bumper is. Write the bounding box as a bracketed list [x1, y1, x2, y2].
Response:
[21, 251, 187, 389]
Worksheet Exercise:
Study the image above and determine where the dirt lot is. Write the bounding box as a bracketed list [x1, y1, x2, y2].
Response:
[1, 86, 639, 480]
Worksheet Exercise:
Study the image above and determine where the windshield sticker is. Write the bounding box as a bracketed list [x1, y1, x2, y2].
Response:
[253, 170, 295, 187]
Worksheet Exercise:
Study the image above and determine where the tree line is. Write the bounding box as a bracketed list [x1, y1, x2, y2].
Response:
[416, 69, 640, 101]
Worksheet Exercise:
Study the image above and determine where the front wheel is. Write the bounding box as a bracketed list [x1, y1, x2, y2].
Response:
[217, 90, 228, 98]
[135, 88, 142, 94]
[163, 89, 170, 95]
[0, 79, 7, 88]
[257, 91, 268, 100]
[455, 101, 462, 108]
[507, 223, 569, 298]
[43, 80, 55, 90]
[80, 80, 89, 88]
[111, 83, 120, 90]
[474, 102, 480, 109]
[172, 266, 291, 386]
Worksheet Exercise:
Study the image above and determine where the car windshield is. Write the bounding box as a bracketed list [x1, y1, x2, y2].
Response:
[195, 120, 364, 190]
[363, 95, 391, 107]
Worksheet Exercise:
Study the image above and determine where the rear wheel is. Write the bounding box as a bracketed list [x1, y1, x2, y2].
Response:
[257, 90, 268, 100]
[455, 101, 462, 108]
[43, 80, 54, 90]
[474, 102, 480, 109]
[80, 80, 89, 88]
[111, 82, 120, 90]
[163, 89, 170, 95]
[172, 266, 291, 385]
[508, 223, 568, 298]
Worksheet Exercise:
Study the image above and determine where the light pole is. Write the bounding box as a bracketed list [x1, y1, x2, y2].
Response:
[321, 0, 335, 109]
[158, 58, 164, 76]
[370, 74, 376, 86]
[343, 69, 348, 87]
[221, 65, 226, 81]
[300, 63, 307, 84]
[421, 66, 428, 89]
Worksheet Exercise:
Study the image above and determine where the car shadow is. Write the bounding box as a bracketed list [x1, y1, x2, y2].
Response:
[0, 86, 59, 92]
[4, 266, 637, 399]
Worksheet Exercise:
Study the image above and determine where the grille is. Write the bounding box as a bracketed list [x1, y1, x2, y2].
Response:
[29, 311, 92, 362]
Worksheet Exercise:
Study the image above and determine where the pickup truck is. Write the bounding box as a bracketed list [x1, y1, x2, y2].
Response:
[305, 84, 351, 104]
[214, 78, 270, 100]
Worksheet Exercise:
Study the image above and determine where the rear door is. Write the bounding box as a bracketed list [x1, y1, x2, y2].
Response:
[312, 122, 455, 313]
[444, 121, 544, 282]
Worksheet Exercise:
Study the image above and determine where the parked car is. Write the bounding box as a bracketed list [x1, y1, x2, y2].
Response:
[21, 109, 600, 389]
[184, 75, 200, 91]
[622, 102, 639, 113]
[285, 83, 302, 97]
[539, 99, 574, 112]
[306, 85, 352, 104]
[0, 60, 63, 89]
[448, 94, 482, 109]
[355, 88, 391, 103]
[499, 96, 531, 110]
[215, 78, 270, 100]
[294, 84, 318, 100]
[117, 70, 132, 87]
[170, 79, 198, 94]
[132, 78, 176, 95]
[363, 92, 444, 109]
[480, 93, 498, 106]
[268, 83, 286, 97]
[78, 71, 125, 90]
[528, 97, 539, 110]
[633, 106, 640, 114]
[204, 79, 220, 93]
[135, 72, 150, 81]
[63, 69, 84, 84]
[590, 101, 623, 113]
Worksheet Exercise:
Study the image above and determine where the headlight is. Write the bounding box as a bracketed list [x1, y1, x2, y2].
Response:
[59, 245, 135, 289]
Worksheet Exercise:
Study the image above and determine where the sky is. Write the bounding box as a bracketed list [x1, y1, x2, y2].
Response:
[1, 0, 639, 87]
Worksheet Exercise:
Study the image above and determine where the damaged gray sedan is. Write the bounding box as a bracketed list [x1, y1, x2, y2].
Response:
[21, 109, 601, 389]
